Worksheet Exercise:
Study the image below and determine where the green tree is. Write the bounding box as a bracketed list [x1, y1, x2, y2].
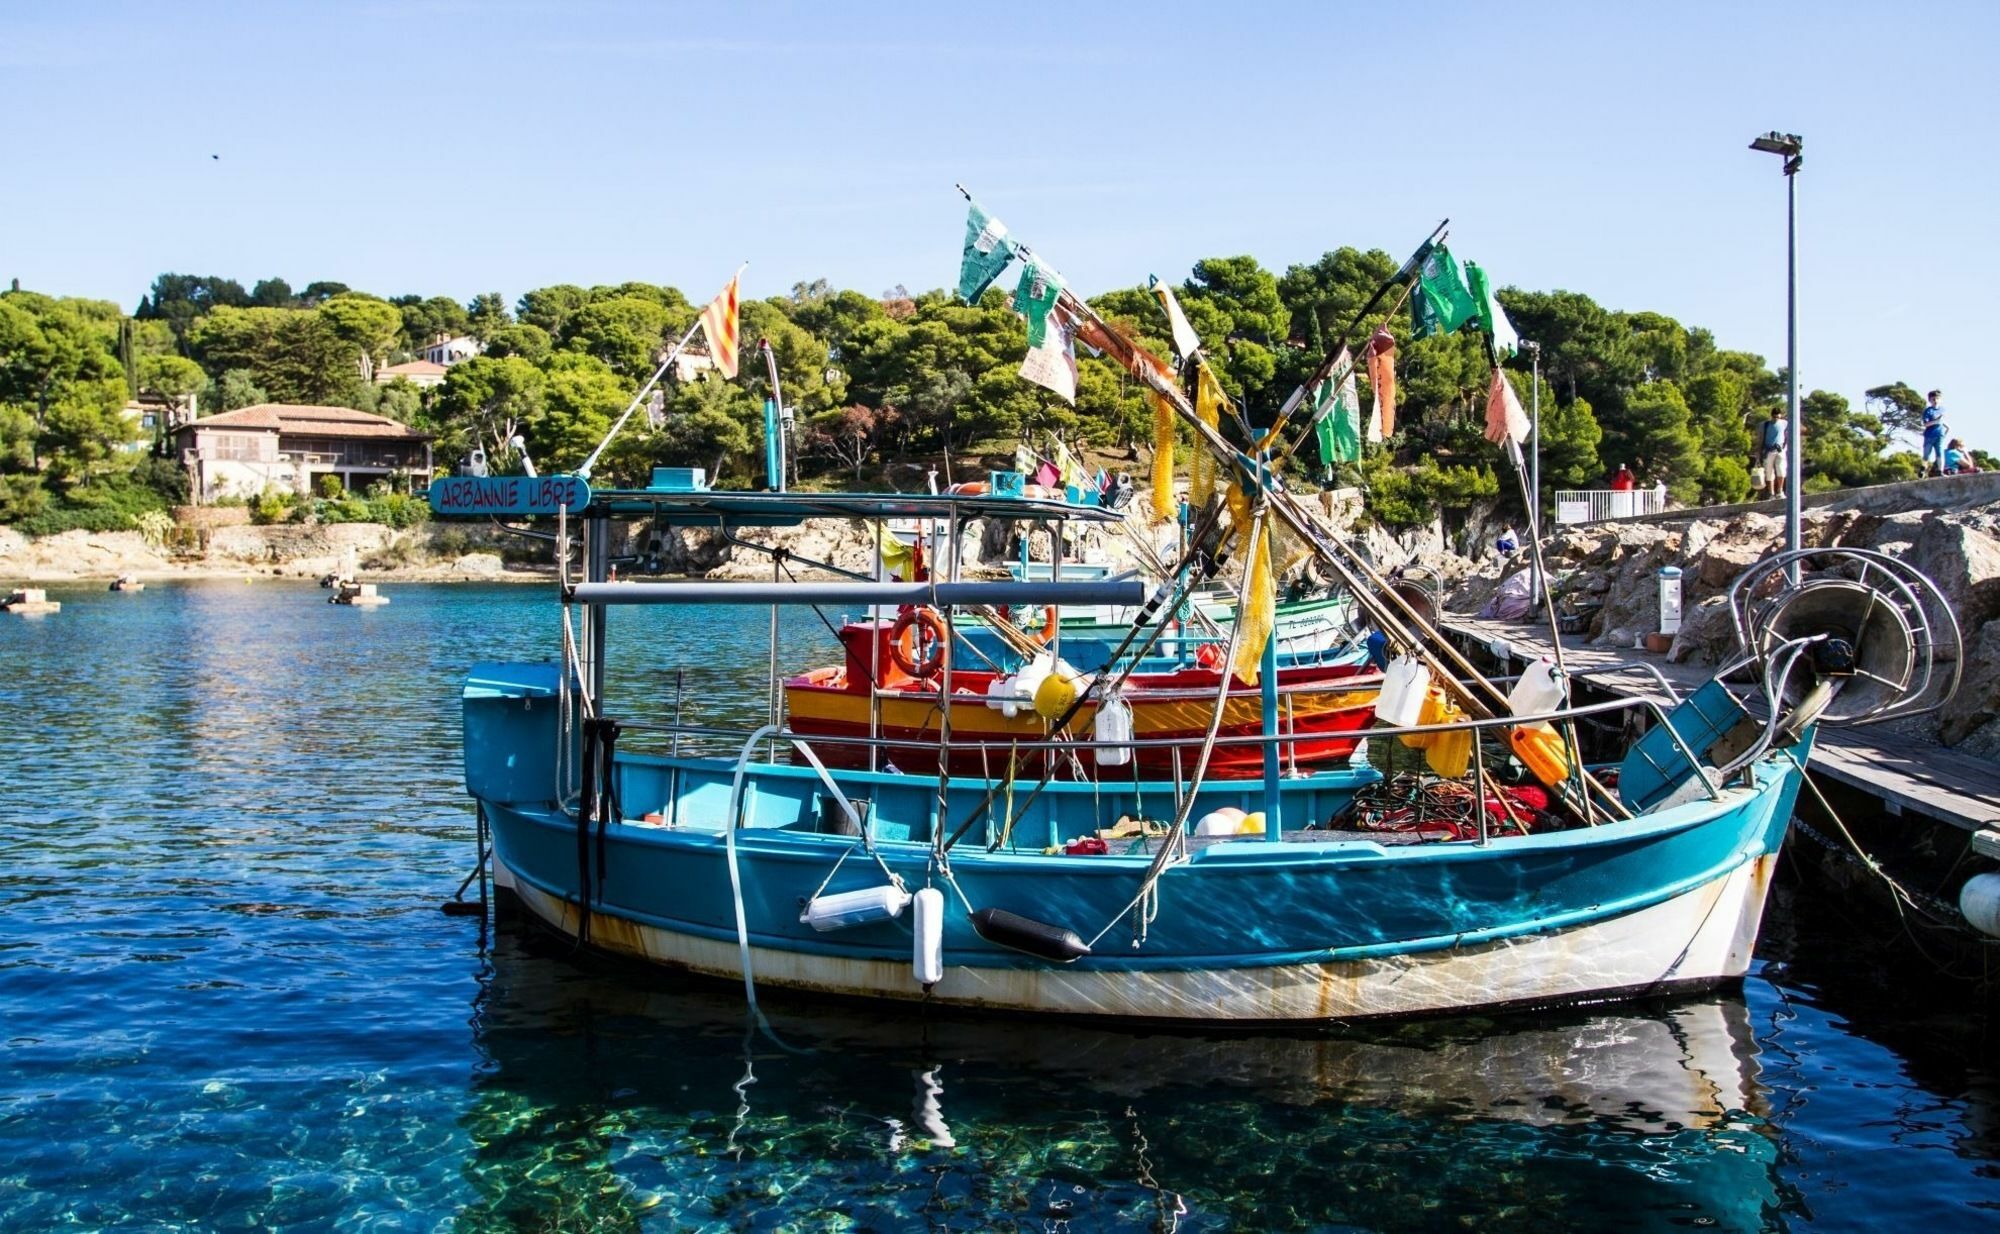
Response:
[481, 323, 553, 363]
[1180, 256, 1289, 412]
[136, 354, 207, 404]
[467, 292, 511, 340]
[515, 284, 592, 340]
[1801, 389, 1914, 489]
[1535, 393, 1603, 489]
[191, 306, 358, 404]
[537, 352, 630, 474]
[317, 294, 402, 377]
[393, 294, 471, 351]
[209, 369, 269, 412]
[564, 296, 676, 381]
[250, 277, 296, 308]
[1863, 381, 1927, 437]
[436, 355, 548, 470]
[1614, 381, 1703, 499]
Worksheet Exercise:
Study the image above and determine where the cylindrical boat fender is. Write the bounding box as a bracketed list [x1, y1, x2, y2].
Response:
[801, 883, 911, 933]
[969, 907, 1091, 963]
[912, 887, 945, 985]
[1960, 872, 2000, 938]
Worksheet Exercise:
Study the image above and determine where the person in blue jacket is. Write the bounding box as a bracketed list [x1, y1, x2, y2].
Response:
[1922, 390, 1949, 477]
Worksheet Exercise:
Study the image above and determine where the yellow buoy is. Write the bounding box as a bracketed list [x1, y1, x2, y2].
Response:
[1033, 668, 1080, 721]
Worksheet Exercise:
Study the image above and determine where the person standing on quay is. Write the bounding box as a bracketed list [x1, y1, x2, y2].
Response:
[1761, 408, 1790, 500]
[1921, 391, 1949, 477]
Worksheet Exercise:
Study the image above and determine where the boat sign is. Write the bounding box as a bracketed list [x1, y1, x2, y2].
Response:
[428, 475, 591, 516]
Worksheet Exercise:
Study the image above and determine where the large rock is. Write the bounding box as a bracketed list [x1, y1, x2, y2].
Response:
[1668, 596, 1739, 664]
[1904, 515, 2000, 634]
[1941, 621, 2000, 746]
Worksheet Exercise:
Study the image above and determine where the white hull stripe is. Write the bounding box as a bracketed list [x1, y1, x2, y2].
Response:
[495, 855, 1776, 1022]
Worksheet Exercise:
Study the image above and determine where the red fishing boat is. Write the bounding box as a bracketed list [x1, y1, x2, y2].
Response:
[784, 618, 1380, 778]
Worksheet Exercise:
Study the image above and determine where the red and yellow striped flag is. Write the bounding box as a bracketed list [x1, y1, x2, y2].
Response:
[699, 273, 741, 378]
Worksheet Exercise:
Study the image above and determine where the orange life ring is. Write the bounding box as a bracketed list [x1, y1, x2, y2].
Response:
[889, 606, 950, 679]
[947, 481, 989, 496]
[1021, 604, 1060, 645]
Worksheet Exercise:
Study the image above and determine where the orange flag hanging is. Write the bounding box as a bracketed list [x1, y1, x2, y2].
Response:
[699, 273, 741, 378]
[1366, 328, 1397, 438]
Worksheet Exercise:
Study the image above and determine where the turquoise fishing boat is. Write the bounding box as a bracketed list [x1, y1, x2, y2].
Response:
[445, 464, 1958, 1021]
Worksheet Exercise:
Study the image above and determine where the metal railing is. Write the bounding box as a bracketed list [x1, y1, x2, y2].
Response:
[1554, 489, 1668, 525]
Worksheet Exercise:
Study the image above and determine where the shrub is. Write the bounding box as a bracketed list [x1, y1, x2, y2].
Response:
[0, 474, 49, 524]
[16, 507, 136, 537]
[250, 486, 298, 525]
[318, 474, 345, 499]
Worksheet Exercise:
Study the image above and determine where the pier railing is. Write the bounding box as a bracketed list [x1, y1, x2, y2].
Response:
[1554, 489, 1668, 525]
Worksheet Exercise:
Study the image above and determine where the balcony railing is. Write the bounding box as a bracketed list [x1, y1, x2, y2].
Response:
[1554, 489, 1668, 525]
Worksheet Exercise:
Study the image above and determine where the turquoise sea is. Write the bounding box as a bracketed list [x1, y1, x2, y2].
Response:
[0, 580, 1993, 1232]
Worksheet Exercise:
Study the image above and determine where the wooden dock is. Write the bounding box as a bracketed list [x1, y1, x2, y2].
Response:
[1439, 613, 2000, 841]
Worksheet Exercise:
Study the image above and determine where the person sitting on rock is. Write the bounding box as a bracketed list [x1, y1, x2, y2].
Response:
[1495, 526, 1519, 557]
[1944, 438, 1979, 475]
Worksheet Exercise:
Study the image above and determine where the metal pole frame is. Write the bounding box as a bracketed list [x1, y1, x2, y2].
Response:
[1784, 161, 1802, 585]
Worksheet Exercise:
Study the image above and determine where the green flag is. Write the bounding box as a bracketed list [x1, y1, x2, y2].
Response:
[1013, 259, 1063, 347]
[958, 202, 1017, 302]
[1465, 262, 1520, 359]
[1413, 244, 1478, 338]
[1311, 353, 1361, 465]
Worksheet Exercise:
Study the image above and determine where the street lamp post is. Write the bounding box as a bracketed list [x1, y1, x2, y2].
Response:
[1750, 130, 1803, 582]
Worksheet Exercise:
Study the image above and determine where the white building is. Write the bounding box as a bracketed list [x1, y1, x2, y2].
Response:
[421, 334, 483, 366]
[173, 403, 434, 502]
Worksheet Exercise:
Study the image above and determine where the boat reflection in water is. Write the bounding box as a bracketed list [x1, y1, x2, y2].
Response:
[455, 925, 1784, 1233]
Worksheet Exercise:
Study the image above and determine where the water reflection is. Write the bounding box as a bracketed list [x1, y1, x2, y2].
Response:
[459, 924, 1785, 1232]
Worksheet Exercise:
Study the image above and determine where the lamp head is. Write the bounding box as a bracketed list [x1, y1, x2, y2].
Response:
[1749, 131, 1804, 173]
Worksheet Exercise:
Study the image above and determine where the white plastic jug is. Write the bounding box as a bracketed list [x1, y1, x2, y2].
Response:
[1507, 657, 1566, 720]
[1092, 692, 1133, 766]
[1377, 656, 1431, 728]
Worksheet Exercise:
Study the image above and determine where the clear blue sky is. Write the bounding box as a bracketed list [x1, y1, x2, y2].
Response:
[5, 2, 1996, 447]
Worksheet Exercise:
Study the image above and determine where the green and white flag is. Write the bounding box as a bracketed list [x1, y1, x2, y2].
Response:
[1465, 262, 1519, 359]
[1013, 258, 1064, 348]
[1413, 244, 1478, 338]
[1019, 306, 1078, 403]
[958, 202, 1017, 302]
[1312, 349, 1361, 464]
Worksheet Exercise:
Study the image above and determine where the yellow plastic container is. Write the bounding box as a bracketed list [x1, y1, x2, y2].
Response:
[1425, 712, 1473, 778]
[1399, 685, 1450, 750]
[1507, 724, 1571, 787]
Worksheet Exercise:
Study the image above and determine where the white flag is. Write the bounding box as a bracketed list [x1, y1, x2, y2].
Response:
[1149, 275, 1201, 361]
[1019, 309, 1078, 403]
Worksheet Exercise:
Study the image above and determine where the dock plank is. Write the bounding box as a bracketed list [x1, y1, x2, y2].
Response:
[1438, 614, 2000, 833]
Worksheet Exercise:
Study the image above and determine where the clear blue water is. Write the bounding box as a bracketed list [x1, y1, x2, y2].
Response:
[0, 580, 1993, 1232]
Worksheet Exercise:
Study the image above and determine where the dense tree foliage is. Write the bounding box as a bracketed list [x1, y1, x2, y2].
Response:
[1, 243, 1928, 531]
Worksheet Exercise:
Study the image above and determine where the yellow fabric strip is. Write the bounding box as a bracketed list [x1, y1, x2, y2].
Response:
[1149, 390, 1177, 522]
[1191, 361, 1226, 507]
[1224, 481, 1275, 686]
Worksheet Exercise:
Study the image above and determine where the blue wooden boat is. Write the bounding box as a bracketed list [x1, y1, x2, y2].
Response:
[443, 469, 1961, 1022]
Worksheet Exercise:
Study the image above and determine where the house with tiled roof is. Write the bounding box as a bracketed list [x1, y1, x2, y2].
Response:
[172, 404, 433, 503]
[371, 359, 450, 389]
